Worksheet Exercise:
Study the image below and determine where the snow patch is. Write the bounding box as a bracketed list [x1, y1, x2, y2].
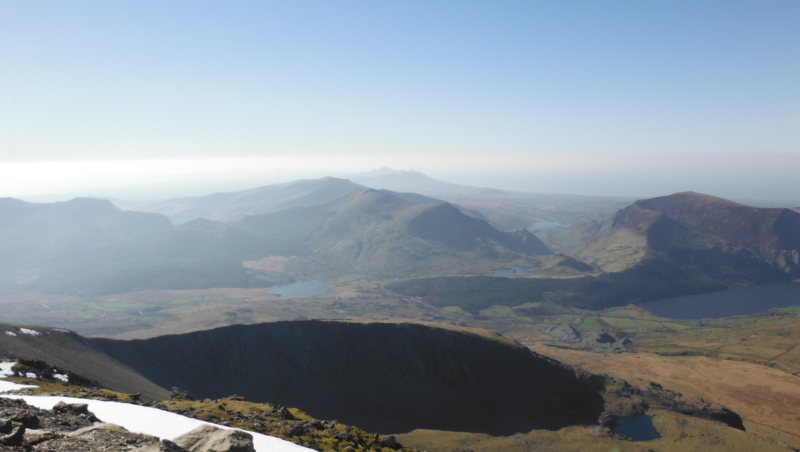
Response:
[54, 374, 69, 383]
[0, 381, 38, 393]
[19, 328, 40, 336]
[4, 331, 16, 337]
[0, 362, 15, 378]
[2, 395, 312, 452]
[0, 362, 39, 393]
[25, 372, 38, 379]
[54, 329, 70, 334]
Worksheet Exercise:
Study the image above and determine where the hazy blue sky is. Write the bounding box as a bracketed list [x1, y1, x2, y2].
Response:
[1, 1, 799, 200]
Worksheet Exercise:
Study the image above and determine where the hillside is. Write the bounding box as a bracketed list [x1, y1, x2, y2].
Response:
[109, 176, 489, 226]
[109, 177, 364, 225]
[231, 188, 552, 278]
[0, 197, 264, 294]
[0, 191, 551, 294]
[0, 323, 168, 400]
[570, 191, 800, 281]
[389, 192, 800, 312]
[349, 167, 636, 229]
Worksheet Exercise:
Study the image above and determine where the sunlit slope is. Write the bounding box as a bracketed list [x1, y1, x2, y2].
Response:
[571, 191, 800, 281]
[390, 192, 800, 311]
[351, 167, 635, 229]
[233, 188, 552, 277]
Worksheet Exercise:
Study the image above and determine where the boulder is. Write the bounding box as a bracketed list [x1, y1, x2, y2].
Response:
[173, 425, 255, 452]
[68, 423, 128, 437]
[0, 418, 11, 434]
[52, 401, 99, 423]
[52, 401, 89, 415]
[0, 422, 25, 446]
[171, 387, 196, 401]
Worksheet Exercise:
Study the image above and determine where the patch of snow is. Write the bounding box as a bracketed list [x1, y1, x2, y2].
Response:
[4, 331, 16, 337]
[54, 329, 70, 334]
[0, 381, 38, 393]
[0, 362, 15, 378]
[25, 372, 37, 379]
[2, 396, 312, 452]
[19, 328, 40, 336]
[54, 374, 69, 383]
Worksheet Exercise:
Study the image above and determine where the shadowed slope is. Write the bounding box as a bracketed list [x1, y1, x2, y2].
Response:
[91, 321, 605, 435]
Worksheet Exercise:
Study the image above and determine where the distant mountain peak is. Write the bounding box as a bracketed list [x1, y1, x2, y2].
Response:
[571, 191, 800, 279]
[636, 191, 745, 210]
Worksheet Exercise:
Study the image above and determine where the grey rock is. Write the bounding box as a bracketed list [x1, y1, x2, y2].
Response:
[68, 422, 128, 437]
[548, 324, 581, 343]
[130, 439, 187, 452]
[582, 331, 616, 344]
[52, 401, 90, 415]
[171, 387, 195, 401]
[173, 425, 255, 452]
[0, 423, 25, 446]
[379, 434, 402, 450]
[10, 412, 40, 429]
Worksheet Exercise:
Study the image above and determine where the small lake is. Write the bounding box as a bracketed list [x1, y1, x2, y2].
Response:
[640, 282, 800, 320]
[612, 415, 661, 441]
[492, 266, 532, 278]
[269, 282, 331, 299]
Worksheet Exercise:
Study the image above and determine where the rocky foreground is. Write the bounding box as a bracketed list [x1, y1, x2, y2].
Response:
[0, 397, 266, 452]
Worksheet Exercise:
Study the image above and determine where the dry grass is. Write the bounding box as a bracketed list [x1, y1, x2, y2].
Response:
[527, 345, 800, 448]
[396, 410, 794, 452]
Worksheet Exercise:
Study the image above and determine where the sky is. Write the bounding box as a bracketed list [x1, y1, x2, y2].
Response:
[1, 1, 799, 200]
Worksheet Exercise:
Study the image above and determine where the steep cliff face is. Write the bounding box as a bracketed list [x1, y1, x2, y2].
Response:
[90, 321, 605, 435]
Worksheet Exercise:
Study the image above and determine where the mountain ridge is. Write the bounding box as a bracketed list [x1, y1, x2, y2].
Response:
[0, 189, 552, 293]
[572, 191, 800, 280]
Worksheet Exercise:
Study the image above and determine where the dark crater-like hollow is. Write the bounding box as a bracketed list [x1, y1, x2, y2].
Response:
[91, 321, 605, 435]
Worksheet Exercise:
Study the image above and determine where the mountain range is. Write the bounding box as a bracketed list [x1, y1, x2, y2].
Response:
[389, 191, 800, 312]
[109, 169, 637, 230]
[0, 189, 552, 294]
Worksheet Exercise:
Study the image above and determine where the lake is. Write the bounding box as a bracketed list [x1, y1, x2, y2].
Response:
[269, 282, 331, 299]
[492, 266, 532, 277]
[612, 415, 661, 441]
[639, 282, 800, 320]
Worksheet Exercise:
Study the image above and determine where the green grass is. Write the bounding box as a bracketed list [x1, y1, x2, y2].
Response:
[479, 305, 533, 322]
[441, 306, 470, 315]
[577, 316, 604, 331]
[334, 274, 366, 283]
